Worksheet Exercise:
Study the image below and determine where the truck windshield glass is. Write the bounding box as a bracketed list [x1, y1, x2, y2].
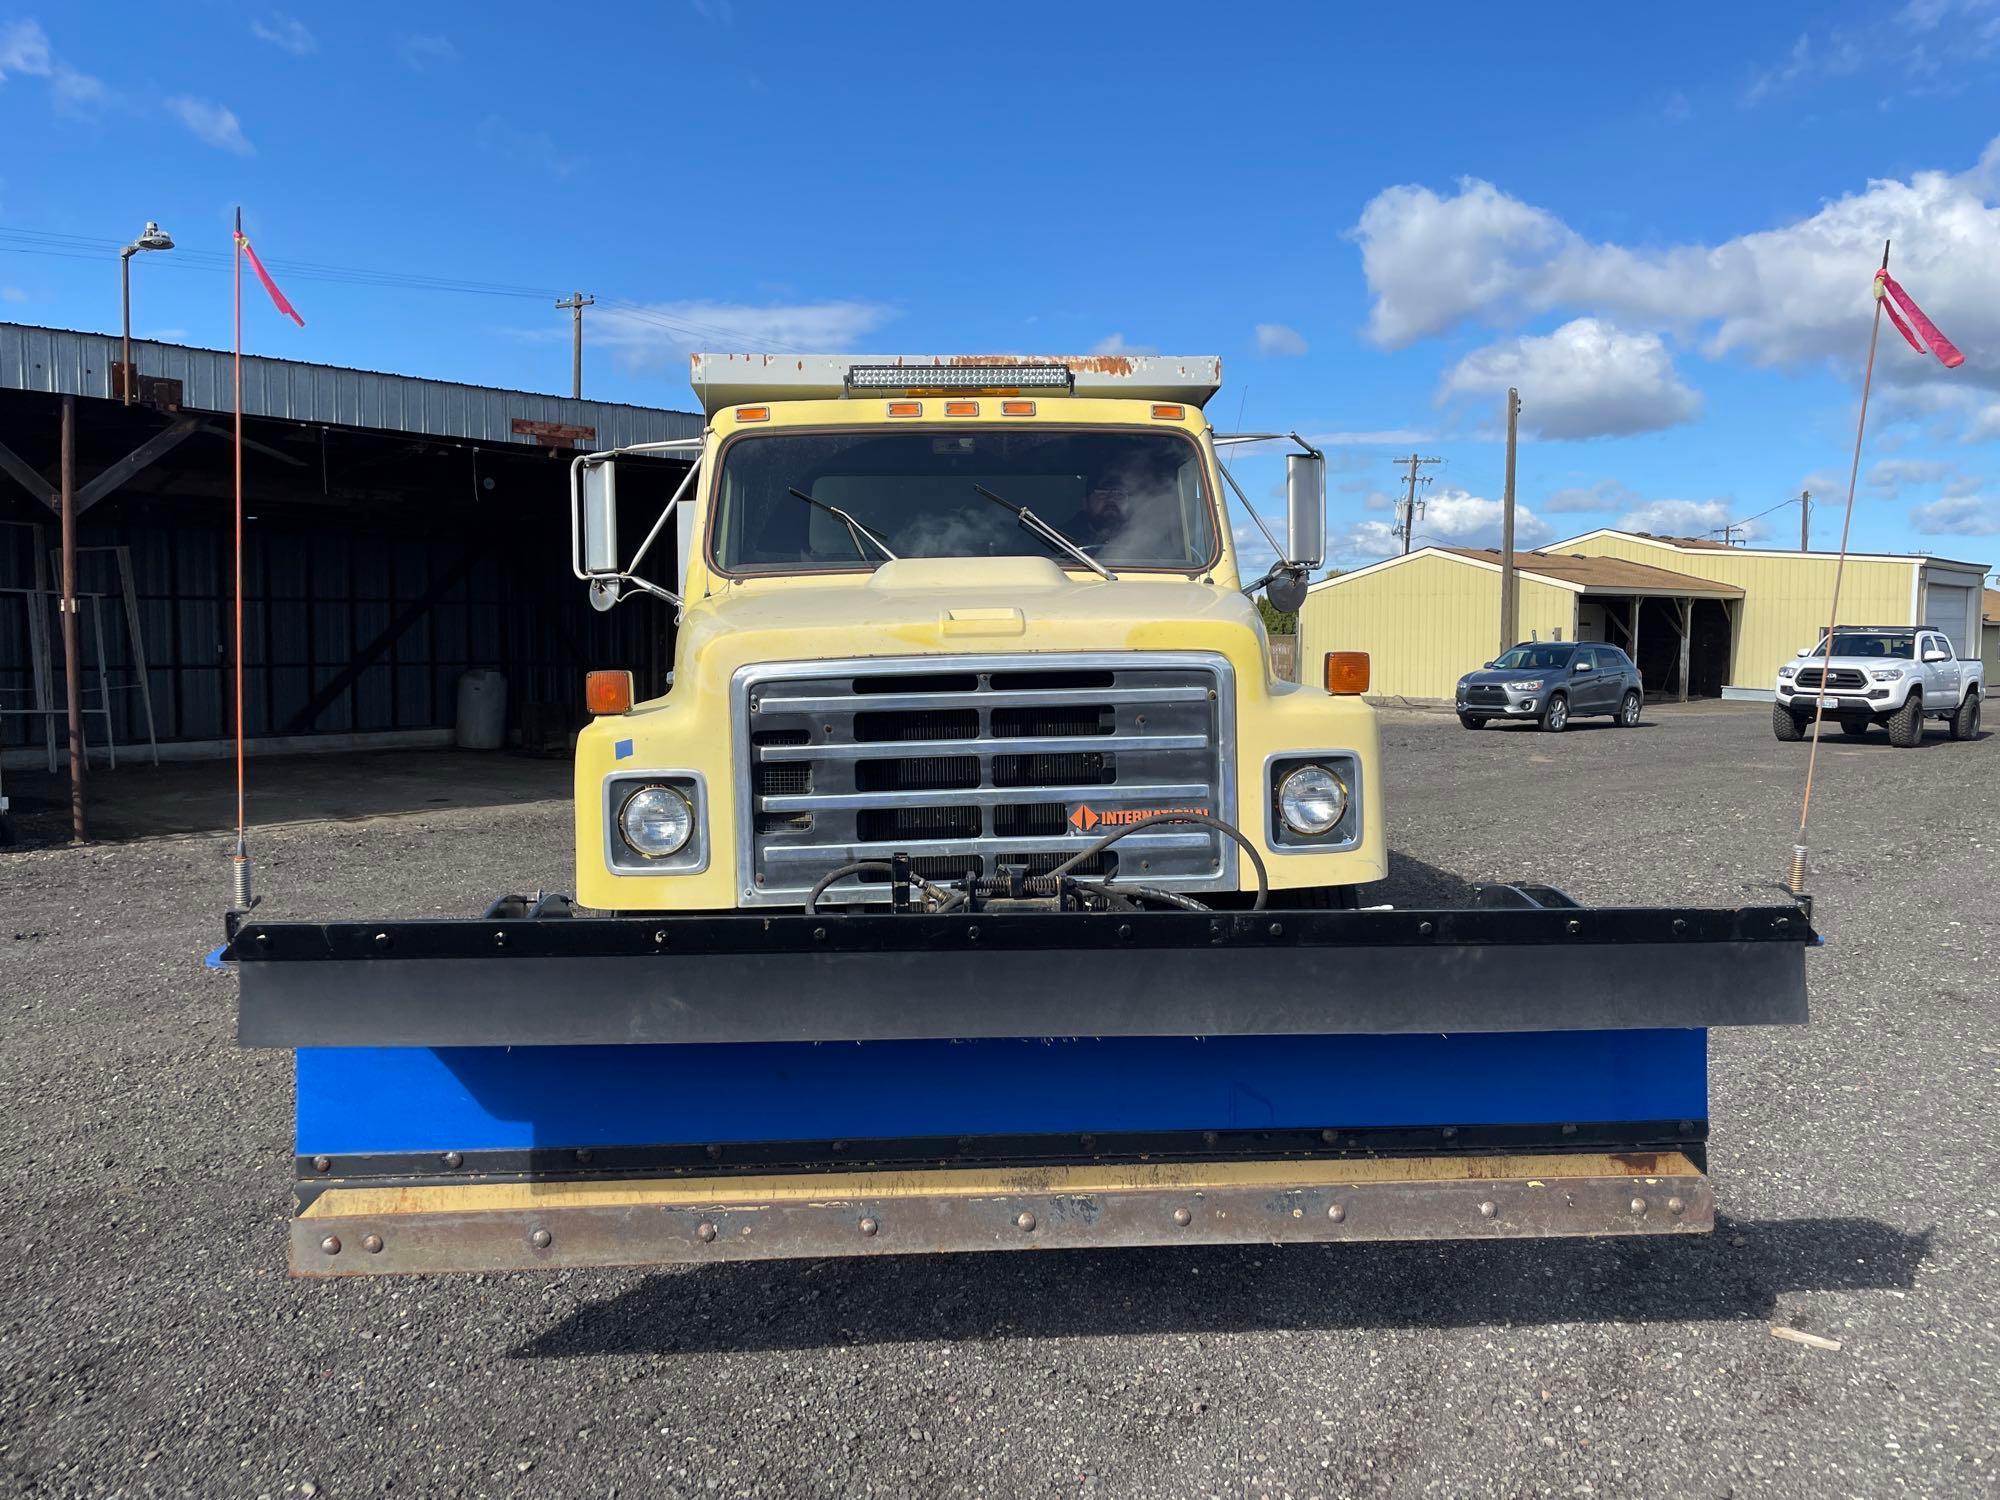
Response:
[1819, 631, 1915, 659]
[712, 429, 1217, 573]
[1491, 644, 1575, 671]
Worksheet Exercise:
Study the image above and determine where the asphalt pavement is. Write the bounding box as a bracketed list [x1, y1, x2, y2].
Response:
[2, 701, 1994, 1498]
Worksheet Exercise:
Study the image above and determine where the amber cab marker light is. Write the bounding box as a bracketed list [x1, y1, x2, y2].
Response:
[944, 400, 980, 417]
[586, 669, 635, 716]
[1324, 652, 1371, 695]
[886, 400, 923, 418]
[734, 405, 769, 422]
[1001, 399, 1036, 417]
[1151, 403, 1185, 420]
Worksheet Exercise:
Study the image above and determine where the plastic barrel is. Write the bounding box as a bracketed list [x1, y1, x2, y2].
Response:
[455, 669, 508, 750]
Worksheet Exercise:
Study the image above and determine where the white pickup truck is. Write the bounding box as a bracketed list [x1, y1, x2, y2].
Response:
[1772, 625, 1983, 745]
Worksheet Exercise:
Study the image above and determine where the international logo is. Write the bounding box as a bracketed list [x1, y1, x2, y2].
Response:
[1067, 804, 1210, 833]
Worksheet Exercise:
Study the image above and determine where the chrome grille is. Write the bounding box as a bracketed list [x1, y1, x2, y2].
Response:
[734, 653, 1234, 906]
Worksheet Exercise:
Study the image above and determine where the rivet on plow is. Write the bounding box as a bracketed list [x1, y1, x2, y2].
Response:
[1667, 1197, 1687, 1216]
[1172, 1207, 1192, 1227]
[361, 1234, 383, 1254]
[859, 1217, 879, 1237]
[529, 1229, 553, 1250]
[310, 1155, 331, 1174]
[696, 1222, 718, 1243]
[1478, 1200, 1497, 1219]
[1015, 1212, 1037, 1233]
[442, 1151, 464, 1169]
[1417, 921, 1434, 937]
[319, 1235, 342, 1256]
[1327, 1204, 1346, 1223]
[1566, 919, 1582, 935]
[1629, 1197, 1648, 1216]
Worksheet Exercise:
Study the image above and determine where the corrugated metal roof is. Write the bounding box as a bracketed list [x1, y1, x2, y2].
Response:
[1442, 547, 1745, 597]
[0, 322, 701, 450]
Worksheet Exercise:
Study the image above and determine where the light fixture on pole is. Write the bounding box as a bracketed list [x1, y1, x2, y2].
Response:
[119, 221, 174, 404]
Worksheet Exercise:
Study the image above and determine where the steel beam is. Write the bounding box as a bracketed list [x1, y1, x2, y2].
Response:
[0, 437, 57, 511]
[74, 417, 198, 513]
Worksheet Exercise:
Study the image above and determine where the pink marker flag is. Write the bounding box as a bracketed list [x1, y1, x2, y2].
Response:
[1874, 269, 1962, 369]
[235, 232, 305, 328]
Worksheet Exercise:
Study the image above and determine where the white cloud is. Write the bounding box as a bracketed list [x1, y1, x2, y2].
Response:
[399, 34, 458, 69]
[251, 16, 317, 55]
[1438, 318, 1703, 440]
[167, 96, 253, 155]
[1867, 457, 1953, 494]
[1910, 495, 2000, 533]
[1089, 333, 1156, 356]
[588, 299, 894, 365]
[0, 19, 106, 110]
[1254, 322, 1308, 357]
[1543, 478, 1642, 514]
[1354, 138, 2000, 399]
[0, 19, 51, 79]
[1616, 498, 1754, 541]
[1337, 487, 1551, 561]
[1, 285, 27, 303]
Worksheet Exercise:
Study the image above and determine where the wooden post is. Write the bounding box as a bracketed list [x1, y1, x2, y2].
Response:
[59, 395, 85, 842]
[1678, 598, 1692, 703]
[1498, 388, 1520, 653]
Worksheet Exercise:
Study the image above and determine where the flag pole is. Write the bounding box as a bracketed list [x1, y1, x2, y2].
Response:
[1790, 238, 1889, 897]
[231, 207, 252, 916]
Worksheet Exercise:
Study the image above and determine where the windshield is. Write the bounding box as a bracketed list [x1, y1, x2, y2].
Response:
[1491, 644, 1575, 672]
[711, 428, 1218, 574]
[1819, 631, 1915, 659]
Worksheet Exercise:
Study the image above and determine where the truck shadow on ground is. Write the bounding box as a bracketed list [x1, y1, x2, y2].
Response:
[511, 1215, 1929, 1358]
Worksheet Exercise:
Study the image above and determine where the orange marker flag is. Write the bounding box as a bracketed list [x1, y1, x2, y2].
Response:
[235, 231, 305, 327]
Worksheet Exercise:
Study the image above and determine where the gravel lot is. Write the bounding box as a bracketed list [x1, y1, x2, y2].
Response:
[2, 702, 1995, 1498]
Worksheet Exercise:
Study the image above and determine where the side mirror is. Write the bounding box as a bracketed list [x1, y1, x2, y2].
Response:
[1796, 648, 1813, 658]
[1264, 565, 1308, 615]
[1285, 451, 1325, 571]
[1573, 662, 1591, 673]
[1922, 646, 1948, 663]
[580, 459, 619, 575]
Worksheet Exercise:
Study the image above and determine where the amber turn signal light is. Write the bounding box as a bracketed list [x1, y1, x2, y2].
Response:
[586, 669, 635, 716]
[1323, 652, 1370, 695]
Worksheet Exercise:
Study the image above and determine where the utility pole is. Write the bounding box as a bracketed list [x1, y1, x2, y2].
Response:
[1390, 452, 1440, 554]
[1798, 489, 1812, 552]
[1709, 521, 1746, 546]
[556, 291, 594, 399]
[1499, 388, 1520, 654]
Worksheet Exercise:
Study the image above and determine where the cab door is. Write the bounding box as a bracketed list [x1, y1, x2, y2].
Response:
[1921, 632, 1960, 709]
[1569, 648, 1611, 712]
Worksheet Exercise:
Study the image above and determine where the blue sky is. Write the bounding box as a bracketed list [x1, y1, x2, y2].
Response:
[3, 2, 1998, 576]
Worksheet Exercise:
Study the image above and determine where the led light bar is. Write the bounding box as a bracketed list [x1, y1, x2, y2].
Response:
[845, 364, 1075, 393]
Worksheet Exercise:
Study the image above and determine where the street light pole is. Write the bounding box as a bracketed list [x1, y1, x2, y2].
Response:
[118, 222, 174, 404]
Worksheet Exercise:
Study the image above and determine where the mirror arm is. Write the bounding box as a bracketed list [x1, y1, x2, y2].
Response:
[1216, 457, 1287, 561]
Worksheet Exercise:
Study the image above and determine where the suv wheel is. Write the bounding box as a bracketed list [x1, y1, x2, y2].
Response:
[1541, 693, 1569, 733]
[1616, 690, 1641, 727]
[1771, 703, 1805, 741]
[1949, 690, 1981, 741]
[1886, 690, 1925, 748]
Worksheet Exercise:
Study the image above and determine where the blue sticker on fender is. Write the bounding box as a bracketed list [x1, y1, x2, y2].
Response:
[614, 739, 634, 760]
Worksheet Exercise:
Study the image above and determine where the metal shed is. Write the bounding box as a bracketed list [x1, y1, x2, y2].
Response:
[1297, 545, 1741, 701]
[0, 323, 698, 808]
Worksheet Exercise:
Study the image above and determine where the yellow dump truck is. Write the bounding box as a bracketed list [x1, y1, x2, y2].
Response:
[232, 355, 1810, 1277]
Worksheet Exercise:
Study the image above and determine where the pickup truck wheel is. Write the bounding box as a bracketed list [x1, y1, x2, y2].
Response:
[1886, 690, 1925, 747]
[1616, 690, 1641, 727]
[1771, 703, 1805, 741]
[1282, 885, 1362, 910]
[1949, 690, 1981, 741]
[1457, 713, 1485, 730]
[1541, 694, 1569, 733]
[1838, 720, 1870, 738]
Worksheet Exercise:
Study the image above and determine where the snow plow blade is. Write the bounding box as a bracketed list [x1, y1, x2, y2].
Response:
[230, 898, 1812, 1276]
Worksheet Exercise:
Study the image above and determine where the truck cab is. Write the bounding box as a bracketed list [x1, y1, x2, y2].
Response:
[570, 355, 1383, 913]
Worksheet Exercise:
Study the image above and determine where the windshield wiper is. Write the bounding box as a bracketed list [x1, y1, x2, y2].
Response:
[970, 484, 1116, 580]
[785, 487, 899, 563]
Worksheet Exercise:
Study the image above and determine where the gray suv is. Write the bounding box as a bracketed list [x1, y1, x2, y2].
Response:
[1455, 642, 1645, 732]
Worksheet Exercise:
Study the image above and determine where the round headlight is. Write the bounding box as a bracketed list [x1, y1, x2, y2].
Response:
[1278, 764, 1349, 837]
[619, 785, 693, 858]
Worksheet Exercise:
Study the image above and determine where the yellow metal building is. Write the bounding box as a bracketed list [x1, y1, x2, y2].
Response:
[1300, 530, 1990, 702]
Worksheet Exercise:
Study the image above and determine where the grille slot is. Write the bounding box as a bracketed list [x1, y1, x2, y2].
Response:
[739, 653, 1231, 905]
[1796, 667, 1867, 690]
[853, 708, 980, 743]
